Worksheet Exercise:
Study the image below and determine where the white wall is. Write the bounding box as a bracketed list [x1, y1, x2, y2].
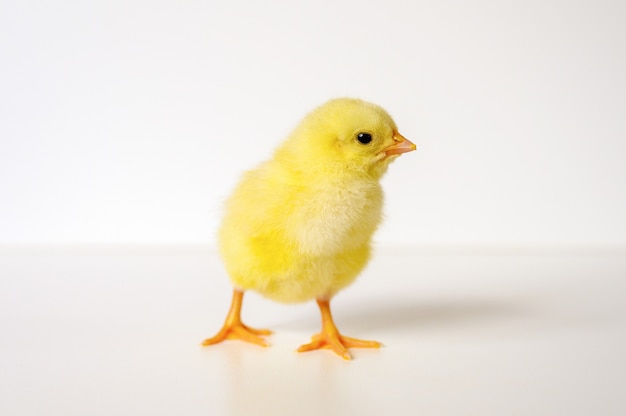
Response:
[1, 0, 625, 245]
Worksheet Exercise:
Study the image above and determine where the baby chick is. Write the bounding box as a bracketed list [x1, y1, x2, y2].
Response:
[202, 98, 416, 360]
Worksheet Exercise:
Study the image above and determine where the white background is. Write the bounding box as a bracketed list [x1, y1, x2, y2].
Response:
[2, 0, 625, 246]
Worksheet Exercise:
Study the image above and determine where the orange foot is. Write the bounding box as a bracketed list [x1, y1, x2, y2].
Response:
[296, 299, 381, 360]
[298, 332, 381, 360]
[202, 322, 272, 347]
[201, 290, 272, 347]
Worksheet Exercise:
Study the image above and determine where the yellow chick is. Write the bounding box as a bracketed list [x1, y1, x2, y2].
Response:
[202, 98, 416, 360]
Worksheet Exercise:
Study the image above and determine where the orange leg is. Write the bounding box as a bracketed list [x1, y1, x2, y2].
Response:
[201, 289, 272, 347]
[297, 298, 381, 360]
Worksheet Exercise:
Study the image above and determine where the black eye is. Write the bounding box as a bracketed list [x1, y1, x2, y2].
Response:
[357, 132, 372, 144]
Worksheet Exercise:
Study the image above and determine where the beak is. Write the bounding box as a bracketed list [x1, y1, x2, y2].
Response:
[384, 132, 417, 156]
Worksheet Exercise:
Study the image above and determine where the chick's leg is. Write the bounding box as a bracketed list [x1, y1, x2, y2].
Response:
[201, 289, 272, 347]
[297, 298, 381, 360]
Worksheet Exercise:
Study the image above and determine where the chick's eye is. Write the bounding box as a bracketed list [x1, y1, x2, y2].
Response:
[357, 132, 372, 144]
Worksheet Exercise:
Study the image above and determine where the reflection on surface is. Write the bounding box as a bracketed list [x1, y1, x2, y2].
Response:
[206, 342, 377, 416]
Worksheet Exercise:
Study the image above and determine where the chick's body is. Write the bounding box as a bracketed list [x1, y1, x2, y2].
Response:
[219, 155, 383, 303]
[204, 98, 416, 360]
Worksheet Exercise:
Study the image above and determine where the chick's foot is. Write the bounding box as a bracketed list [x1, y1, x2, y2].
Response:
[296, 298, 381, 360]
[297, 332, 381, 360]
[201, 289, 272, 347]
[202, 322, 272, 347]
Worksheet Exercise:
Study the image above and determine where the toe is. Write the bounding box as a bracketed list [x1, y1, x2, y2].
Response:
[201, 331, 227, 346]
[340, 336, 382, 349]
[230, 326, 270, 347]
[242, 325, 273, 336]
[297, 338, 325, 353]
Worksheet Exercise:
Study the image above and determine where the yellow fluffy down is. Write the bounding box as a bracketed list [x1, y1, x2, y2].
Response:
[218, 98, 402, 303]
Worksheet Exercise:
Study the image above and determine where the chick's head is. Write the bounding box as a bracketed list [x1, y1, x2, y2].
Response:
[279, 98, 415, 179]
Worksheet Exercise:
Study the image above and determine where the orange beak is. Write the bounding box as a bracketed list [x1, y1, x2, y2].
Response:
[384, 132, 417, 156]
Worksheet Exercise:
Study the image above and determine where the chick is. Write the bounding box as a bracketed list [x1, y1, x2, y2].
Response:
[202, 98, 416, 360]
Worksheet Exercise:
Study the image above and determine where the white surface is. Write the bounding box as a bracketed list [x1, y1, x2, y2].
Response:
[1, 0, 626, 245]
[1, 246, 625, 415]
